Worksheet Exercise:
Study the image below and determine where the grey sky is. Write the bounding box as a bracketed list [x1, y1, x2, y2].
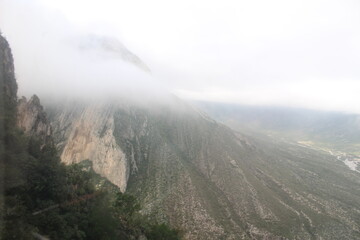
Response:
[1, 0, 360, 113]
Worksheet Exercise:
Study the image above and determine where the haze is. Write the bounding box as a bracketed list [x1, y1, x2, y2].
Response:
[1, 0, 360, 113]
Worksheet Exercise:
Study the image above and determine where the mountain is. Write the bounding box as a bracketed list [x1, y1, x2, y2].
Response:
[45, 96, 360, 239]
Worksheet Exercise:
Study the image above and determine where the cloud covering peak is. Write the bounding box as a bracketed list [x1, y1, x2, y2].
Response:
[1, 0, 360, 113]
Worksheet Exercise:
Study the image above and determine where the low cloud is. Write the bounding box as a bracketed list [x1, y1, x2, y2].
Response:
[1, 0, 360, 113]
[0, 0, 164, 102]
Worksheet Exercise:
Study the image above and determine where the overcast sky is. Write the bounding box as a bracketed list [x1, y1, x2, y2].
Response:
[1, 0, 360, 113]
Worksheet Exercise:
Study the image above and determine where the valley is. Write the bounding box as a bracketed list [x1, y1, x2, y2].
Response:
[296, 140, 360, 173]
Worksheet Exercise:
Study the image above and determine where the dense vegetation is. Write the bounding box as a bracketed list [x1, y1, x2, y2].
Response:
[0, 123, 180, 240]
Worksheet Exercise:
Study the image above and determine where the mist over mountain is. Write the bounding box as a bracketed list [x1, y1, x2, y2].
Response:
[16, 38, 360, 239]
[0, 1, 164, 102]
[77, 34, 151, 73]
[2, 28, 360, 238]
[1, 32, 181, 240]
[1, 0, 360, 113]
[1, 1, 360, 239]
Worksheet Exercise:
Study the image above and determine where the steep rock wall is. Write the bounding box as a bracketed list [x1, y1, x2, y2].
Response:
[48, 102, 129, 192]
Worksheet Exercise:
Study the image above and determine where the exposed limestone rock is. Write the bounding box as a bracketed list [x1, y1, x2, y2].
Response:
[17, 95, 52, 145]
[49, 102, 129, 192]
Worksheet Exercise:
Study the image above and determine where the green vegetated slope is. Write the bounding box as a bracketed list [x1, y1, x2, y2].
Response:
[0, 33, 180, 240]
[108, 100, 360, 239]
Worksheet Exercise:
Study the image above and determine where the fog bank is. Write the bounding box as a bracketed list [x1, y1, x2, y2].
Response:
[1, 0, 360, 113]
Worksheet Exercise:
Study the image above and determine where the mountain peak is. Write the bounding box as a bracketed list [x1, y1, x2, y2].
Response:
[78, 34, 151, 73]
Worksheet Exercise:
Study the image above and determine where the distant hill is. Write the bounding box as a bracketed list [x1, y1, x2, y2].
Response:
[194, 101, 360, 154]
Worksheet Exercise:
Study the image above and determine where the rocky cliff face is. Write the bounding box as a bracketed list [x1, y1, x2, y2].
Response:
[47, 97, 360, 240]
[0, 32, 17, 214]
[0, 33, 17, 141]
[47, 101, 129, 192]
[0, 33, 17, 105]
[17, 95, 53, 146]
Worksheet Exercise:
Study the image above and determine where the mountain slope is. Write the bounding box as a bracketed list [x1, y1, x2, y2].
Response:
[46, 97, 360, 239]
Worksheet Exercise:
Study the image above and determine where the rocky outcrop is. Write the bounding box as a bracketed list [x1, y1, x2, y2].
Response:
[0, 33, 17, 105]
[0, 33, 18, 143]
[0, 32, 18, 218]
[1, 33, 52, 146]
[17, 95, 53, 145]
